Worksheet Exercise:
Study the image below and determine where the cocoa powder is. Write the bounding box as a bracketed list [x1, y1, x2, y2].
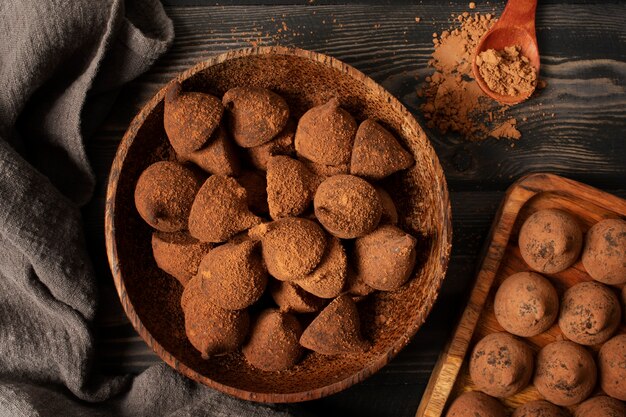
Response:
[476, 46, 537, 97]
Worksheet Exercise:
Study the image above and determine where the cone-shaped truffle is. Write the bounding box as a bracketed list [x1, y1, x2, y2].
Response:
[300, 295, 369, 355]
[267, 155, 320, 219]
[164, 82, 223, 155]
[188, 175, 262, 242]
[246, 118, 296, 170]
[445, 391, 506, 417]
[582, 218, 626, 285]
[314, 174, 382, 239]
[237, 170, 269, 215]
[511, 400, 567, 417]
[270, 280, 326, 313]
[134, 161, 202, 232]
[196, 239, 267, 310]
[251, 218, 327, 281]
[350, 119, 414, 180]
[152, 231, 213, 286]
[184, 125, 239, 176]
[181, 276, 249, 359]
[295, 98, 357, 166]
[574, 396, 626, 417]
[598, 334, 626, 400]
[354, 225, 417, 291]
[222, 87, 289, 148]
[242, 310, 304, 371]
[296, 237, 347, 298]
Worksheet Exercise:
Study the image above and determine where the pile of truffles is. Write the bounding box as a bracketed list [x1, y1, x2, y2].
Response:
[446, 212, 626, 416]
[134, 83, 418, 371]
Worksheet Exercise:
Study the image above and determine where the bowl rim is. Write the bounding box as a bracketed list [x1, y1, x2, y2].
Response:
[105, 45, 452, 403]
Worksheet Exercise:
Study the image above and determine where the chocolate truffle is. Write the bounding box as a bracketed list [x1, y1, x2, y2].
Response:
[494, 271, 559, 337]
[534, 340, 597, 406]
[575, 396, 626, 417]
[296, 237, 348, 299]
[445, 391, 506, 417]
[518, 209, 583, 274]
[242, 309, 304, 371]
[270, 280, 325, 314]
[252, 218, 327, 281]
[295, 98, 357, 166]
[266, 155, 319, 219]
[314, 174, 382, 239]
[469, 332, 534, 397]
[301, 160, 350, 177]
[222, 86, 289, 148]
[511, 400, 567, 417]
[376, 186, 399, 225]
[236, 169, 269, 215]
[353, 225, 417, 291]
[134, 161, 202, 232]
[344, 267, 375, 298]
[164, 82, 223, 155]
[196, 239, 267, 310]
[582, 218, 626, 285]
[598, 334, 626, 401]
[151, 231, 213, 286]
[188, 175, 262, 242]
[559, 281, 621, 345]
[183, 125, 239, 176]
[246, 118, 296, 170]
[181, 276, 249, 358]
[350, 119, 414, 180]
[300, 295, 369, 355]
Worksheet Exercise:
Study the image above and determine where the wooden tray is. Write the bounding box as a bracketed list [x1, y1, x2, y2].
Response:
[416, 173, 626, 417]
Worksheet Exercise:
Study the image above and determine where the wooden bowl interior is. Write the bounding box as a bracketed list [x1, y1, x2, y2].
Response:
[109, 49, 451, 401]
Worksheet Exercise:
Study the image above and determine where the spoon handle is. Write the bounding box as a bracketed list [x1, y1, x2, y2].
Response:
[498, 0, 538, 35]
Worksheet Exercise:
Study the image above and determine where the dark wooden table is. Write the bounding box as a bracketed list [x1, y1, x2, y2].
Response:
[85, 1, 626, 416]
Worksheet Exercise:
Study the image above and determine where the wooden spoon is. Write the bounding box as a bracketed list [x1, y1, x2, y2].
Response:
[472, 0, 540, 105]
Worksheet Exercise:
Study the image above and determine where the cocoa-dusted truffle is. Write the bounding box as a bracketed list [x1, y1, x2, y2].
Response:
[134, 161, 202, 232]
[252, 218, 327, 281]
[266, 155, 319, 219]
[184, 125, 239, 176]
[302, 160, 350, 178]
[246, 118, 296, 170]
[344, 267, 375, 298]
[445, 391, 506, 417]
[196, 239, 267, 310]
[582, 218, 626, 285]
[152, 231, 213, 286]
[181, 276, 249, 359]
[376, 186, 399, 225]
[518, 209, 583, 274]
[353, 225, 417, 291]
[598, 334, 626, 401]
[558, 281, 621, 345]
[314, 174, 382, 239]
[164, 82, 223, 155]
[222, 86, 289, 148]
[350, 119, 414, 180]
[237, 170, 269, 215]
[188, 175, 262, 242]
[512, 400, 567, 417]
[295, 98, 357, 166]
[269, 280, 326, 313]
[300, 294, 369, 355]
[296, 237, 348, 299]
[574, 396, 626, 417]
[534, 340, 597, 406]
[494, 271, 559, 337]
[242, 309, 304, 371]
[469, 332, 534, 397]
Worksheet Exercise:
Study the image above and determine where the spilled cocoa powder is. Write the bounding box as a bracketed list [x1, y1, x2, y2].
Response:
[476, 45, 537, 96]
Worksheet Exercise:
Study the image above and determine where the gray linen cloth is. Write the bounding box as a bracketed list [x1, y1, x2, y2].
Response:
[0, 1, 300, 415]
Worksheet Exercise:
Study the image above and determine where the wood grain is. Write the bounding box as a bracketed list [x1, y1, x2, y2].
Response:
[416, 173, 626, 417]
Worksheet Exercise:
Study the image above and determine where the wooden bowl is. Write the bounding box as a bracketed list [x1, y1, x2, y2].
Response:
[105, 46, 452, 403]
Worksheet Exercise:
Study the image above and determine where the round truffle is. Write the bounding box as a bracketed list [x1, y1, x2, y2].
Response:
[266, 155, 319, 219]
[183, 125, 239, 176]
[511, 400, 567, 417]
[314, 174, 382, 239]
[574, 396, 626, 417]
[494, 271, 559, 337]
[534, 340, 597, 406]
[269, 280, 325, 314]
[518, 209, 583, 274]
[582, 218, 626, 285]
[598, 334, 626, 401]
[151, 231, 213, 286]
[353, 225, 417, 291]
[246, 118, 296, 171]
[445, 391, 506, 417]
[242, 310, 304, 371]
[469, 332, 534, 397]
[558, 281, 621, 345]
[295, 98, 357, 166]
[134, 161, 202, 232]
[222, 86, 289, 148]
[296, 236, 348, 299]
